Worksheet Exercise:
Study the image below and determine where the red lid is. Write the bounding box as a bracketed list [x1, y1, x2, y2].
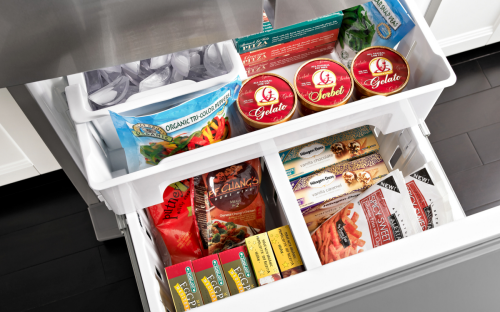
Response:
[237, 74, 296, 127]
[165, 260, 194, 280]
[295, 59, 353, 108]
[192, 254, 220, 273]
[218, 246, 249, 265]
[351, 46, 410, 96]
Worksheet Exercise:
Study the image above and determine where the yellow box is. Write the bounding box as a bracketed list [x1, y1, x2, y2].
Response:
[245, 233, 282, 286]
[268, 225, 305, 278]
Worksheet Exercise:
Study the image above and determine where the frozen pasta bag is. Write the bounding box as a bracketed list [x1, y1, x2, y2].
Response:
[310, 170, 421, 265]
[405, 161, 453, 231]
[336, 0, 415, 68]
[109, 77, 242, 173]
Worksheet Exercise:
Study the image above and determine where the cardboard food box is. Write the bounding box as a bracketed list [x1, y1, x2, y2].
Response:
[279, 126, 379, 181]
[244, 42, 336, 76]
[218, 246, 258, 295]
[164, 261, 204, 311]
[192, 254, 230, 304]
[245, 233, 282, 286]
[234, 11, 343, 54]
[292, 152, 389, 232]
[240, 29, 339, 67]
[268, 225, 305, 278]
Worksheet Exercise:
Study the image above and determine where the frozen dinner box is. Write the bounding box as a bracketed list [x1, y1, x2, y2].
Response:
[192, 254, 230, 304]
[234, 11, 343, 54]
[165, 260, 204, 311]
[279, 125, 379, 181]
[218, 246, 258, 295]
[268, 225, 305, 278]
[245, 232, 282, 286]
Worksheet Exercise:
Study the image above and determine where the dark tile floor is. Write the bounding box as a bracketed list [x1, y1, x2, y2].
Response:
[428, 43, 500, 216]
[1, 43, 500, 312]
[0, 171, 142, 312]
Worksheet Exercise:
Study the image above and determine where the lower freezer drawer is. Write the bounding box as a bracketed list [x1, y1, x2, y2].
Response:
[123, 125, 500, 312]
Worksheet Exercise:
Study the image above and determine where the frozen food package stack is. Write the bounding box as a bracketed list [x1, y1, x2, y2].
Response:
[234, 10, 344, 75]
[310, 170, 422, 265]
[405, 162, 452, 231]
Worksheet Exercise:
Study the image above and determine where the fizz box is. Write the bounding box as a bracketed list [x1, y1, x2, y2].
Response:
[279, 125, 379, 181]
[244, 42, 336, 77]
[294, 58, 353, 115]
[218, 246, 258, 295]
[405, 162, 452, 231]
[192, 254, 230, 304]
[311, 171, 422, 265]
[245, 233, 282, 286]
[351, 46, 410, 97]
[234, 11, 343, 54]
[268, 225, 305, 278]
[237, 73, 297, 131]
[165, 261, 204, 311]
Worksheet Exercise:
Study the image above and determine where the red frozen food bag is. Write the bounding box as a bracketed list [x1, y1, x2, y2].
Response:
[202, 158, 266, 254]
[148, 178, 204, 265]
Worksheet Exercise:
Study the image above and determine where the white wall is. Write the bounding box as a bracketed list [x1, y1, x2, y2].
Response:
[431, 0, 500, 56]
[0, 88, 60, 186]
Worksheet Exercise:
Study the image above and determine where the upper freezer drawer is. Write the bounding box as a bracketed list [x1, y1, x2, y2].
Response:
[64, 0, 456, 215]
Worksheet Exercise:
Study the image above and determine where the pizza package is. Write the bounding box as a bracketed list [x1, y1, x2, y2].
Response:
[311, 170, 421, 265]
[202, 158, 266, 254]
[148, 179, 204, 265]
[405, 162, 452, 231]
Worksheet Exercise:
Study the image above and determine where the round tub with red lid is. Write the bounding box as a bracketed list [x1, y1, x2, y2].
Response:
[294, 58, 353, 116]
[351, 46, 410, 97]
[237, 73, 297, 131]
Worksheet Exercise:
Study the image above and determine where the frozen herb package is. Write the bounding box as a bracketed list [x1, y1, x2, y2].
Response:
[246, 233, 281, 286]
[268, 225, 305, 278]
[336, 0, 415, 68]
[110, 78, 241, 173]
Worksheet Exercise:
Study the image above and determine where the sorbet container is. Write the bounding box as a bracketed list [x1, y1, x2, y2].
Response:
[294, 58, 353, 116]
[351, 46, 410, 98]
[237, 73, 297, 132]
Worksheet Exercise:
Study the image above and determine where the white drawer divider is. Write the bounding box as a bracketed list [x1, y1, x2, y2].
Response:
[261, 138, 322, 270]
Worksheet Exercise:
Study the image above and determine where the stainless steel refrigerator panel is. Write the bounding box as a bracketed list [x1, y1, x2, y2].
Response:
[265, 0, 365, 29]
[0, 0, 263, 87]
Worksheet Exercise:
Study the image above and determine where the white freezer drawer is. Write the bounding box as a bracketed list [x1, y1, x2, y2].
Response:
[63, 0, 456, 216]
[125, 124, 500, 312]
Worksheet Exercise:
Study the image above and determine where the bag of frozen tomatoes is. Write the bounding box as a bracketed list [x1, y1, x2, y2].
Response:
[148, 178, 204, 265]
[311, 170, 421, 265]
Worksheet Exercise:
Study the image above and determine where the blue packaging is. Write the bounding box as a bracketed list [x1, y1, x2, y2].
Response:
[110, 78, 242, 173]
[336, 0, 415, 68]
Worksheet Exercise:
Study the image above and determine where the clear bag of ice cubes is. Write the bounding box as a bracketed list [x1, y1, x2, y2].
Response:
[85, 44, 228, 111]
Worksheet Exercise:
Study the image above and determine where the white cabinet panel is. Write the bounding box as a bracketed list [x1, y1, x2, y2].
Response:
[431, 0, 500, 55]
[0, 88, 60, 178]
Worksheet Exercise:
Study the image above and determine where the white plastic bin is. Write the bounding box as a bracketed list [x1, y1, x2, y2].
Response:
[126, 123, 476, 312]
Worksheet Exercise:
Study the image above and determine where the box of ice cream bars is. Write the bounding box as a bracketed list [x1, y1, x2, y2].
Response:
[279, 125, 379, 181]
[291, 152, 389, 232]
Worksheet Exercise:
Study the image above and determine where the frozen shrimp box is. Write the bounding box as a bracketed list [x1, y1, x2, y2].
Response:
[292, 152, 389, 232]
[233, 11, 343, 54]
[279, 126, 379, 181]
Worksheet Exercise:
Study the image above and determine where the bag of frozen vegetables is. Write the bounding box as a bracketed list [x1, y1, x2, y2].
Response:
[336, 0, 415, 69]
[110, 77, 242, 173]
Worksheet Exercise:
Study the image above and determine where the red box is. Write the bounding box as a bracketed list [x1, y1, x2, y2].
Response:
[239, 29, 339, 67]
[244, 42, 337, 76]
